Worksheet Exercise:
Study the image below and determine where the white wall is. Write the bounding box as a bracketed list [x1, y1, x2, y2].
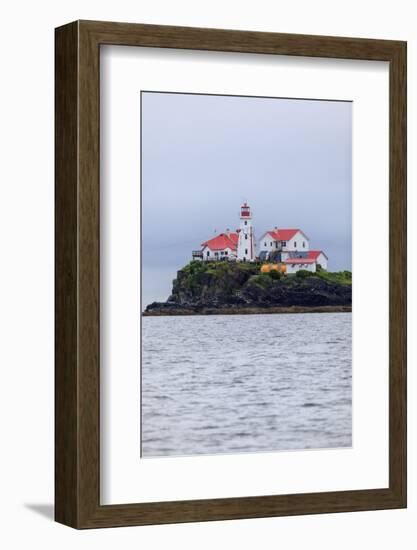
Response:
[259, 231, 310, 253]
[0, 1, 415, 549]
[259, 232, 276, 252]
[201, 246, 235, 260]
[317, 252, 328, 270]
[285, 231, 310, 252]
[286, 262, 316, 273]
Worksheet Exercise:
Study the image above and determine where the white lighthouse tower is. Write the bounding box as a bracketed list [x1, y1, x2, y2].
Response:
[237, 202, 256, 262]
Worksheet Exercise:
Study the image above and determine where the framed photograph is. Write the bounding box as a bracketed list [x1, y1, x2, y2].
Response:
[55, 20, 406, 528]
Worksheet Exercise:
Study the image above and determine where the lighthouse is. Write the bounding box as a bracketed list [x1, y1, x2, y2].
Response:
[237, 202, 256, 262]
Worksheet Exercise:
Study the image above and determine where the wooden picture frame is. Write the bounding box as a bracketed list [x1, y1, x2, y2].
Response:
[55, 20, 406, 529]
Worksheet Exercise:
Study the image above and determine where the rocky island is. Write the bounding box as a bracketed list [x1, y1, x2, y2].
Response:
[143, 261, 352, 316]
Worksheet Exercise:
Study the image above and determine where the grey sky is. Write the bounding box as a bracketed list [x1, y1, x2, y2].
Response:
[142, 92, 352, 307]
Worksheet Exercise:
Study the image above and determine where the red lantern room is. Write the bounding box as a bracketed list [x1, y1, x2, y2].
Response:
[240, 202, 251, 218]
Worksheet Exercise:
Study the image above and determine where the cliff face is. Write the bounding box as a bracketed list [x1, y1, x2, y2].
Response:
[144, 261, 352, 315]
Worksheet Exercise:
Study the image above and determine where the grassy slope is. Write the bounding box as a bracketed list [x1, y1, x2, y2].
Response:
[314, 268, 352, 285]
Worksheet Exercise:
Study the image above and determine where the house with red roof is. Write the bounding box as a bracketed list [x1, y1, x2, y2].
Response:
[194, 230, 239, 262]
[259, 228, 328, 272]
[192, 205, 328, 272]
[259, 228, 309, 257]
[284, 250, 328, 273]
[192, 203, 256, 262]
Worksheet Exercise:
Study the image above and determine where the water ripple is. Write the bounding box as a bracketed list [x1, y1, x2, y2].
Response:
[141, 312, 352, 457]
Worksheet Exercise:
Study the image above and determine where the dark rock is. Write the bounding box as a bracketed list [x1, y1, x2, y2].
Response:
[144, 261, 352, 315]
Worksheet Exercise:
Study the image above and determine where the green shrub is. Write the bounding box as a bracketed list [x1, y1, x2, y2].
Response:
[184, 260, 206, 276]
[268, 269, 281, 280]
[250, 273, 272, 289]
[296, 269, 312, 279]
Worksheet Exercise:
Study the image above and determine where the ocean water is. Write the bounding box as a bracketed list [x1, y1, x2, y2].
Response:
[141, 312, 352, 457]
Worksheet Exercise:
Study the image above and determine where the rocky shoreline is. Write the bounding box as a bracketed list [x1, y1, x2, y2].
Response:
[144, 260, 352, 317]
[143, 304, 352, 317]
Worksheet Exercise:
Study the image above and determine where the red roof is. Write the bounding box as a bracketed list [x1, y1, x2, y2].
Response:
[228, 232, 238, 246]
[307, 250, 327, 260]
[284, 250, 327, 264]
[268, 229, 301, 241]
[202, 232, 238, 251]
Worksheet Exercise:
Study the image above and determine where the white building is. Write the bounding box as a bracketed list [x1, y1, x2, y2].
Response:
[196, 231, 238, 261]
[258, 228, 328, 273]
[285, 250, 328, 273]
[193, 203, 256, 262]
[259, 228, 310, 260]
[192, 208, 328, 272]
[237, 202, 256, 262]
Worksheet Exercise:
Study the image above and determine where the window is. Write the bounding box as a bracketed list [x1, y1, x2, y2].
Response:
[215, 251, 218, 257]
[303, 241, 305, 248]
[207, 251, 210, 256]
[282, 241, 287, 247]
[245, 234, 248, 240]
[264, 242, 267, 247]
[225, 250, 228, 255]
[270, 242, 272, 247]
[245, 249, 248, 255]
[294, 241, 297, 248]
[244, 220, 247, 225]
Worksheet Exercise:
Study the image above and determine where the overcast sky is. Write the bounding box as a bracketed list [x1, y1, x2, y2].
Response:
[142, 92, 352, 307]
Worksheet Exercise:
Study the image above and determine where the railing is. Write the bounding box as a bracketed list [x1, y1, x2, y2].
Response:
[197, 255, 237, 262]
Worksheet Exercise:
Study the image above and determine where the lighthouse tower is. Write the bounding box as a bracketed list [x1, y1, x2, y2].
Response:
[237, 202, 256, 262]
